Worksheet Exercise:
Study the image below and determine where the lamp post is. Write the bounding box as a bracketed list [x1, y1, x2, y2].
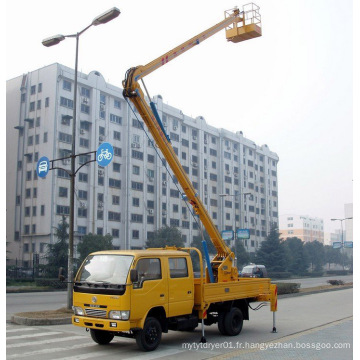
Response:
[219, 191, 251, 258]
[331, 217, 353, 270]
[42, 7, 120, 309]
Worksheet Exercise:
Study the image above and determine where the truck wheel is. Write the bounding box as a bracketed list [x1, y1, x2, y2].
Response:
[90, 329, 114, 345]
[224, 307, 243, 336]
[217, 312, 227, 335]
[136, 317, 162, 351]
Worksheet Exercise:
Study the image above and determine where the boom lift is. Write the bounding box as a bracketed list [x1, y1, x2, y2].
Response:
[72, 4, 277, 352]
[123, 4, 262, 283]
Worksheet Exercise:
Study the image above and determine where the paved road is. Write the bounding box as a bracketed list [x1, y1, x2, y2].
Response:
[274, 275, 353, 288]
[6, 288, 353, 359]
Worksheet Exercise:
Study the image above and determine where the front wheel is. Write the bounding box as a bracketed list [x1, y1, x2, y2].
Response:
[136, 317, 162, 351]
[90, 329, 114, 345]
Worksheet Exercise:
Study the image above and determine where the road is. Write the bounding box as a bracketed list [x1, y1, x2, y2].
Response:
[6, 288, 353, 359]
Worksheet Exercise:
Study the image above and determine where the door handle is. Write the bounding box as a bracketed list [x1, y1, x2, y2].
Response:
[160, 294, 165, 297]
[187, 291, 192, 294]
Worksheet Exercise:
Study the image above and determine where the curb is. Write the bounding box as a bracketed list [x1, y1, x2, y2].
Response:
[278, 285, 353, 299]
[11, 315, 72, 326]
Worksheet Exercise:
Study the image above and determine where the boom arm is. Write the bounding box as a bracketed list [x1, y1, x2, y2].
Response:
[123, 5, 261, 282]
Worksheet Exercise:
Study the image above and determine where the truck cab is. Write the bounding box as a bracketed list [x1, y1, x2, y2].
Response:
[72, 249, 196, 351]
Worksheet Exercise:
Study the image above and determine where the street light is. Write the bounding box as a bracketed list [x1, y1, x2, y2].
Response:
[219, 191, 252, 256]
[331, 217, 353, 270]
[42, 7, 120, 310]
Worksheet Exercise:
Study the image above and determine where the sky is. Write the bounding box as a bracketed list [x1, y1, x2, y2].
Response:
[5, 0, 356, 234]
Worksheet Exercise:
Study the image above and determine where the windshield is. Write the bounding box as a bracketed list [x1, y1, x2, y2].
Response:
[77, 254, 134, 285]
[241, 266, 254, 274]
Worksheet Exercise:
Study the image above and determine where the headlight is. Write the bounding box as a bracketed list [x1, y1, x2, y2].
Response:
[109, 310, 130, 320]
[73, 306, 84, 316]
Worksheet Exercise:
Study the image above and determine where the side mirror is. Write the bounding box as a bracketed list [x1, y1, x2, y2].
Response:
[58, 267, 66, 282]
[130, 269, 138, 283]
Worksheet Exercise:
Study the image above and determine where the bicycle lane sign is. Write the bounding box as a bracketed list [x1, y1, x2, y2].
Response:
[96, 142, 114, 167]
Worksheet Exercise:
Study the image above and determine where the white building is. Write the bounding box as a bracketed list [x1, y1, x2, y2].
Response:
[6, 63, 279, 267]
[279, 214, 324, 243]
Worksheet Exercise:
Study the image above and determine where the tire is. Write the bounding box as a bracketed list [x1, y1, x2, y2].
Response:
[217, 311, 227, 335]
[90, 329, 114, 345]
[223, 307, 243, 336]
[136, 317, 162, 351]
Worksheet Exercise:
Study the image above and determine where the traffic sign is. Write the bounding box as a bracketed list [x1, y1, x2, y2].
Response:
[332, 242, 342, 249]
[344, 241, 353, 248]
[36, 156, 50, 178]
[221, 230, 234, 241]
[237, 228, 250, 239]
[96, 142, 113, 167]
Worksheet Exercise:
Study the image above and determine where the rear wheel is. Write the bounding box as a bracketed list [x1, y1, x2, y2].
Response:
[90, 329, 114, 345]
[223, 307, 243, 336]
[136, 317, 162, 351]
[217, 311, 227, 335]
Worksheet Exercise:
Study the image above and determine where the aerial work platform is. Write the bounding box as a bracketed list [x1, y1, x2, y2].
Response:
[225, 3, 262, 43]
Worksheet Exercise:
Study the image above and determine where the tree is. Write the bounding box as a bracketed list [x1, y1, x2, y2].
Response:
[324, 245, 342, 269]
[255, 224, 288, 272]
[145, 226, 185, 248]
[304, 240, 325, 272]
[190, 231, 216, 272]
[283, 237, 309, 275]
[231, 240, 250, 270]
[46, 215, 69, 277]
[77, 233, 113, 266]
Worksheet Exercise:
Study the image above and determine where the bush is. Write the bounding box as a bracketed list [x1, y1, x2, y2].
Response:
[268, 272, 292, 279]
[35, 278, 67, 289]
[326, 270, 348, 276]
[273, 282, 300, 295]
[327, 280, 345, 286]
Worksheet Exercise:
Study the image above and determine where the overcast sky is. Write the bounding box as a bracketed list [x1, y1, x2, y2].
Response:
[6, 0, 355, 234]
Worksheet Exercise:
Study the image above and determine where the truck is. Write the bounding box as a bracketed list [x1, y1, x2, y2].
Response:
[71, 3, 278, 351]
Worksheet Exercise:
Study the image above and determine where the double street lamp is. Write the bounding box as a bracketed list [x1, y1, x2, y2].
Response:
[219, 191, 252, 257]
[330, 217, 353, 270]
[42, 7, 120, 309]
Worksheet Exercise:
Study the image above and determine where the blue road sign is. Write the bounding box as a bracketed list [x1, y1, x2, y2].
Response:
[344, 241, 353, 248]
[237, 228, 250, 240]
[96, 142, 113, 167]
[332, 242, 342, 249]
[36, 156, 50, 178]
[221, 230, 234, 241]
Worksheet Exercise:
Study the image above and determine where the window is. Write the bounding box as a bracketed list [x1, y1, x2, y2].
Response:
[78, 208, 87, 218]
[79, 138, 89, 148]
[113, 147, 122, 157]
[60, 96, 73, 109]
[29, 102, 35, 111]
[131, 181, 143, 191]
[78, 190, 88, 200]
[132, 150, 143, 160]
[81, 87, 90, 97]
[110, 114, 122, 124]
[169, 258, 188, 278]
[59, 187, 68, 197]
[78, 173, 88, 183]
[108, 211, 121, 222]
[37, 100, 41, 110]
[112, 229, 120, 238]
[31, 85, 36, 95]
[113, 163, 121, 172]
[133, 165, 140, 175]
[114, 99, 121, 109]
[135, 258, 161, 282]
[113, 131, 121, 141]
[81, 104, 90, 114]
[109, 178, 121, 188]
[131, 214, 143, 223]
[63, 80, 71, 91]
[210, 149, 217, 156]
[57, 205, 70, 215]
[59, 132, 72, 143]
[133, 198, 140, 207]
[45, 97, 50, 107]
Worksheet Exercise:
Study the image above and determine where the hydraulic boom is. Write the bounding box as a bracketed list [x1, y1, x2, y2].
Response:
[123, 4, 262, 283]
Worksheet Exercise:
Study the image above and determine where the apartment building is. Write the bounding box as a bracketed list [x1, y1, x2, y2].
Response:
[279, 214, 324, 243]
[6, 63, 279, 266]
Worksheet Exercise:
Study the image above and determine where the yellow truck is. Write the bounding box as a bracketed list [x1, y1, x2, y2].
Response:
[72, 3, 278, 351]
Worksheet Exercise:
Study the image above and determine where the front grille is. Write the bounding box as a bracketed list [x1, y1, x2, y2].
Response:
[85, 308, 107, 318]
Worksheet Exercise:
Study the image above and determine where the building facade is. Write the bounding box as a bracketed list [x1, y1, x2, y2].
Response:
[6, 63, 279, 267]
[279, 214, 324, 243]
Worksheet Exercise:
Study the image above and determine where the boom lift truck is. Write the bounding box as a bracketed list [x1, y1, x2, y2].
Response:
[72, 4, 278, 351]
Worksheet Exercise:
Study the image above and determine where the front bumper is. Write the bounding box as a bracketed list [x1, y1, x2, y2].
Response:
[72, 315, 131, 332]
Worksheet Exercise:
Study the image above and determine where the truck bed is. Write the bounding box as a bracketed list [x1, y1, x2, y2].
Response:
[193, 277, 272, 309]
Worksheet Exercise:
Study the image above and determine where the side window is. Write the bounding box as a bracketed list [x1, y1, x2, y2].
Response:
[169, 258, 188, 278]
[136, 258, 161, 282]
